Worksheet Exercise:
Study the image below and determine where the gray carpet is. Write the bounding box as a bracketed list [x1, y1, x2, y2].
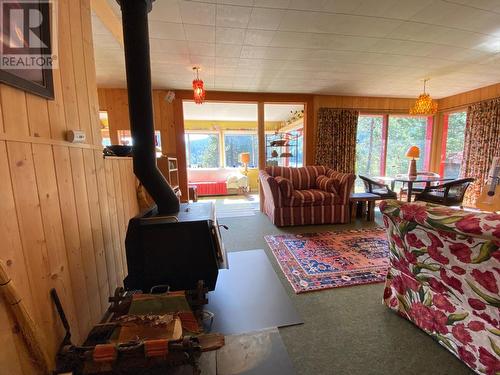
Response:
[218, 209, 474, 375]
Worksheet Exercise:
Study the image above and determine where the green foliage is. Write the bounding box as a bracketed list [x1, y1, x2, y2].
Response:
[224, 134, 258, 168]
[186, 133, 220, 168]
[385, 116, 428, 176]
[355, 113, 466, 191]
[443, 112, 466, 178]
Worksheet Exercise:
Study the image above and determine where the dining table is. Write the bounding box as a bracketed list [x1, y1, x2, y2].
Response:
[373, 174, 454, 202]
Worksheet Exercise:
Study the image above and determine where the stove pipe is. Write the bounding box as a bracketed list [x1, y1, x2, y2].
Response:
[117, 0, 179, 215]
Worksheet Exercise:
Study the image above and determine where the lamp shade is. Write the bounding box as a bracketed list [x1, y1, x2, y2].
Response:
[240, 152, 250, 164]
[405, 146, 420, 159]
[192, 79, 205, 104]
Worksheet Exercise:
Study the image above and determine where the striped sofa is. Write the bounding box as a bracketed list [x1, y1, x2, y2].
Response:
[259, 166, 355, 226]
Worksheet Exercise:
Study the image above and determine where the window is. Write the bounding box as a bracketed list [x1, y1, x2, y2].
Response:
[356, 115, 384, 178]
[355, 114, 433, 190]
[289, 129, 304, 167]
[386, 116, 432, 176]
[265, 130, 303, 168]
[185, 132, 220, 168]
[118, 130, 133, 146]
[440, 111, 466, 178]
[224, 132, 258, 168]
[99, 111, 111, 147]
[117, 130, 161, 153]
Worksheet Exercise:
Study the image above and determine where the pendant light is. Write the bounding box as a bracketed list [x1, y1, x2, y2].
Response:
[409, 79, 437, 115]
[192, 66, 205, 105]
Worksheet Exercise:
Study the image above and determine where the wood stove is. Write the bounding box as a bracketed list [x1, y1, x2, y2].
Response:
[125, 202, 227, 292]
[118, 0, 227, 292]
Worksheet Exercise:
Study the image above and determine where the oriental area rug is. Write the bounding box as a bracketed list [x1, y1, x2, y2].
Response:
[264, 228, 390, 293]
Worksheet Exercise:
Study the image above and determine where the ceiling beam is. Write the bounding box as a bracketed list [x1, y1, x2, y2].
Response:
[91, 0, 123, 46]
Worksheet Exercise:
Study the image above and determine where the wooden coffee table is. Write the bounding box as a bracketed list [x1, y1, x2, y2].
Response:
[350, 193, 380, 222]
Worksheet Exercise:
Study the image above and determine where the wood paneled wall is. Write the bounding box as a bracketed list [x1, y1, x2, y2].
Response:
[310, 95, 417, 165]
[429, 83, 500, 171]
[438, 83, 500, 112]
[0, 0, 139, 373]
[97, 88, 177, 155]
[98, 83, 500, 200]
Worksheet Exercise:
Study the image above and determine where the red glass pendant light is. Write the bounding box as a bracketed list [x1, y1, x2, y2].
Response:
[192, 66, 205, 104]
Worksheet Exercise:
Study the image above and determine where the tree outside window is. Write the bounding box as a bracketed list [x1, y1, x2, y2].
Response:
[441, 112, 466, 178]
[224, 133, 258, 168]
[355, 114, 434, 192]
[185, 133, 220, 168]
[386, 116, 430, 176]
[355, 115, 383, 191]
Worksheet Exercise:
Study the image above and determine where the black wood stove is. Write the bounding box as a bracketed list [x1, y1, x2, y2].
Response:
[118, 0, 226, 293]
[125, 202, 227, 292]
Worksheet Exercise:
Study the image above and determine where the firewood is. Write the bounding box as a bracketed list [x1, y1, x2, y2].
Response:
[0, 259, 51, 374]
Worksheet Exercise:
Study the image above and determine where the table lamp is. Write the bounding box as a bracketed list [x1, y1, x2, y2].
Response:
[405, 146, 420, 177]
[240, 152, 250, 175]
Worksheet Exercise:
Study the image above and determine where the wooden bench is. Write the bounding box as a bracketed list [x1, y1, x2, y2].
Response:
[350, 193, 380, 222]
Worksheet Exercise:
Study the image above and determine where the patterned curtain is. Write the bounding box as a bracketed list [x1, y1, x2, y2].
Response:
[314, 108, 359, 173]
[460, 98, 500, 207]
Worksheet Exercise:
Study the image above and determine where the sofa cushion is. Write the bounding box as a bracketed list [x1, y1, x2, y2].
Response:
[265, 166, 328, 190]
[275, 176, 294, 198]
[286, 189, 341, 207]
[316, 175, 340, 195]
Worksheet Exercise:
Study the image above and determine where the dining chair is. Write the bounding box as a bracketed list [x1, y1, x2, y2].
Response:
[359, 175, 398, 199]
[399, 171, 441, 200]
[414, 178, 475, 207]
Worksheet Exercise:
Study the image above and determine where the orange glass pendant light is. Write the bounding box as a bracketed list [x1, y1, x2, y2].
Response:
[409, 79, 437, 115]
[192, 66, 205, 104]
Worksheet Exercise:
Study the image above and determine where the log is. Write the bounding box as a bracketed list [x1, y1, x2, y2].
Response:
[0, 260, 51, 374]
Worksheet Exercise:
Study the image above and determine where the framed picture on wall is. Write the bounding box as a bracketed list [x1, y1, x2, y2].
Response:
[0, 0, 55, 99]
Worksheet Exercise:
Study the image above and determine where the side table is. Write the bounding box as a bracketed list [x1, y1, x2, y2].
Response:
[350, 193, 380, 222]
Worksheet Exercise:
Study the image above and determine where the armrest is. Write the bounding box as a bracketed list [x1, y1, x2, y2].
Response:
[258, 170, 283, 207]
[420, 182, 454, 200]
[328, 171, 356, 204]
[362, 177, 391, 193]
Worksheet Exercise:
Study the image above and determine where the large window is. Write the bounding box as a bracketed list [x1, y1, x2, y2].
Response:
[224, 132, 258, 168]
[355, 114, 433, 189]
[386, 116, 432, 176]
[356, 115, 384, 177]
[185, 132, 220, 168]
[440, 111, 466, 178]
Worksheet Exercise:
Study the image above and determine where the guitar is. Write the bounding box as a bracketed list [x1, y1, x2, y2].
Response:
[476, 157, 500, 212]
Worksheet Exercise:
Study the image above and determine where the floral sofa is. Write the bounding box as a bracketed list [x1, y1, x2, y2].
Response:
[380, 200, 499, 374]
[259, 166, 355, 226]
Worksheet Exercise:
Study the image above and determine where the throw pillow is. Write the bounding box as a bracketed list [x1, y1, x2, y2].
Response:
[275, 176, 294, 198]
[316, 175, 339, 195]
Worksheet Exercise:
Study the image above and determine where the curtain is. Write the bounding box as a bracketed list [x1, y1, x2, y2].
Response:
[315, 108, 359, 173]
[460, 98, 500, 207]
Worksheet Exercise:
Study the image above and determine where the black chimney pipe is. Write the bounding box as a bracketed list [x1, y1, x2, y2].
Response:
[117, 0, 179, 215]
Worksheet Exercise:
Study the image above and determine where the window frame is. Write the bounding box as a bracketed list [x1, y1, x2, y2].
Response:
[357, 113, 434, 177]
[222, 130, 259, 169]
[439, 110, 467, 178]
[185, 130, 222, 169]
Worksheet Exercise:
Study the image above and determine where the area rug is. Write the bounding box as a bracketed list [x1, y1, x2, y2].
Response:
[264, 228, 389, 293]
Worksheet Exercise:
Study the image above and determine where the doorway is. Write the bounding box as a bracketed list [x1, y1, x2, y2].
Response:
[182, 101, 260, 217]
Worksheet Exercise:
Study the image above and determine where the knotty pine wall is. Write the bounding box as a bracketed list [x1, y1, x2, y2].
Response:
[0, 0, 139, 373]
[98, 88, 178, 156]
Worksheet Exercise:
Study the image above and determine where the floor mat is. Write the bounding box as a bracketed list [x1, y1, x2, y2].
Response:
[206, 250, 302, 335]
[264, 228, 389, 293]
[202, 195, 260, 218]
